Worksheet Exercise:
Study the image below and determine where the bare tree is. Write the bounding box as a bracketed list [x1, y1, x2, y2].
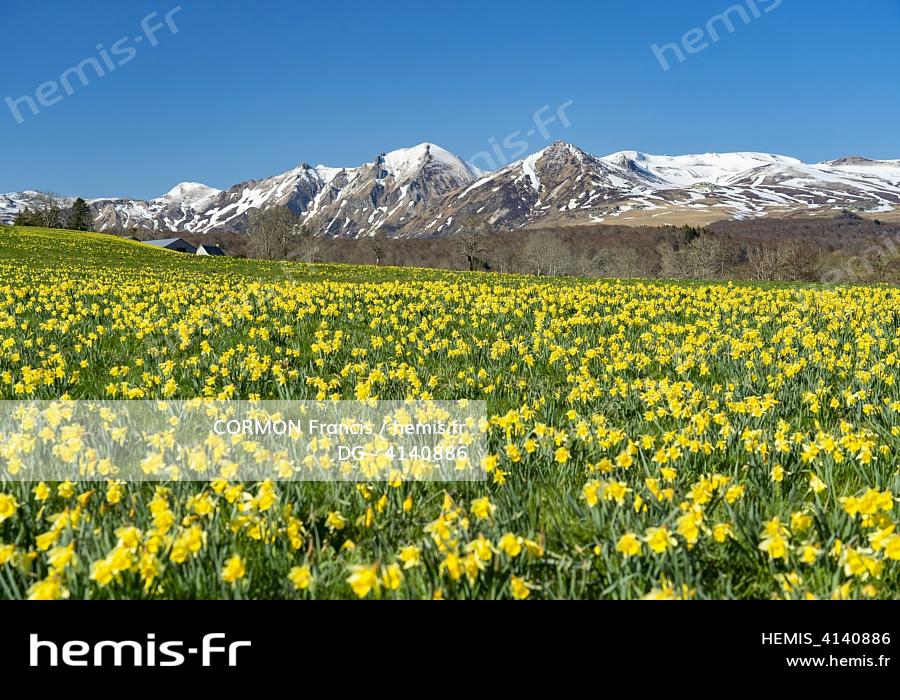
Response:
[747, 243, 789, 281]
[294, 222, 319, 263]
[369, 231, 387, 266]
[247, 207, 303, 260]
[783, 241, 827, 282]
[593, 247, 648, 279]
[519, 234, 577, 276]
[457, 217, 491, 272]
[660, 235, 728, 280]
[493, 247, 518, 275]
[33, 191, 63, 229]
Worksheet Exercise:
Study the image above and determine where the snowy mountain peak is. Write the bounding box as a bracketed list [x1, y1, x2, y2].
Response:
[543, 140, 589, 158]
[826, 156, 880, 167]
[157, 182, 221, 205]
[606, 151, 646, 164]
[382, 143, 477, 182]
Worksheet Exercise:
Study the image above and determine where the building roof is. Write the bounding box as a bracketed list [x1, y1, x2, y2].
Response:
[197, 244, 226, 256]
[145, 238, 190, 248]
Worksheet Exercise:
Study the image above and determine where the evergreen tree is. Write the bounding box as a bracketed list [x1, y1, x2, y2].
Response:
[682, 225, 704, 244]
[67, 197, 93, 231]
[13, 208, 37, 226]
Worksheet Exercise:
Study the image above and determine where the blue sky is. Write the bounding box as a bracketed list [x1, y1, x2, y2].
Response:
[2, 0, 899, 199]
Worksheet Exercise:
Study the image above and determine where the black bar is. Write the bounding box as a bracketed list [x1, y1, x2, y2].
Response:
[2, 601, 897, 684]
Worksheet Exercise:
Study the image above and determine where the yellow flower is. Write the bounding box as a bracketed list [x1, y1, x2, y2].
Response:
[0, 493, 18, 523]
[288, 565, 313, 591]
[221, 555, 246, 584]
[32, 482, 51, 501]
[808, 473, 828, 494]
[605, 481, 630, 505]
[645, 526, 677, 555]
[842, 488, 894, 518]
[116, 526, 142, 550]
[47, 543, 77, 572]
[381, 562, 404, 591]
[347, 564, 380, 597]
[108, 545, 133, 573]
[582, 480, 601, 507]
[775, 572, 803, 596]
[790, 511, 813, 533]
[843, 548, 883, 580]
[467, 535, 494, 562]
[325, 511, 346, 532]
[660, 467, 677, 482]
[759, 535, 789, 561]
[498, 533, 523, 557]
[724, 485, 745, 504]
[799, 544, 821, 564]
[510, 576, 531, 600]
[883, 535, 900, 561]
[254, 480, 278, 512]
[470, 496, 495, 520]
[90, 558, 115, 587]
[36, 530, 60, 552]
[106, 481, 125, 505]
[0, 543, 18, 565]
[523, 538, 545, 557]
[642, 578, 696, 601]
[616, 533, 642, 558]
[554, 447, 570, 464]
[439, 552, 463, 581]
[712, 523, 732, 543]
[398, 545, 422, 569]
[761, 517, 789, 538]
[642, 586, 677, 601]
[676, 507, 703, 545]
[139, 553, 160, 589]
[28, 574, 68, 601]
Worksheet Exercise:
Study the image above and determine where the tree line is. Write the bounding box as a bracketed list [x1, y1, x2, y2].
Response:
[12, 198, 900, 284]
[174, 211, 900, 285]
[13, 192, 93, 231]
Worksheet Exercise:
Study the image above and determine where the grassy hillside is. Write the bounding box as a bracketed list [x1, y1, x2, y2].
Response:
[0, 225, 898, 601]
[0, 225, 526, 283]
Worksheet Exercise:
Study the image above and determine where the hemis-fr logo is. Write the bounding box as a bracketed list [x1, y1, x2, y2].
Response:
[30, 633, 251, 668]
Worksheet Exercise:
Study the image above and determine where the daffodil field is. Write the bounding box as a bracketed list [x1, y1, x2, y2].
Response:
[1, 225, 899, 601]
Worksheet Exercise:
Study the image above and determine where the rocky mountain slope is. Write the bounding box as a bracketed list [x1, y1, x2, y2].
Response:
[4, 142, 899, 235]
[93, 143, 482, 236]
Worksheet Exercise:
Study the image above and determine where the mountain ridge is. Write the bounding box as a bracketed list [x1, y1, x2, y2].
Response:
[3, 142, 899, 235]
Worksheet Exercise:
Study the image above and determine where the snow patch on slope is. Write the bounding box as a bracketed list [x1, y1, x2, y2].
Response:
[520, 151, 544, 192]
[602, 151, 803, 188]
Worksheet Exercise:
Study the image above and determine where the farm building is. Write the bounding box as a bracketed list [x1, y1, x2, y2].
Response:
[144, 238, 197, 254]
[197, 244, 226, 256]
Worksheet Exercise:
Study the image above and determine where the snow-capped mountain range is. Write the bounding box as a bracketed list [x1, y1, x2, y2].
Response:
[3, 142, 899, 235]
